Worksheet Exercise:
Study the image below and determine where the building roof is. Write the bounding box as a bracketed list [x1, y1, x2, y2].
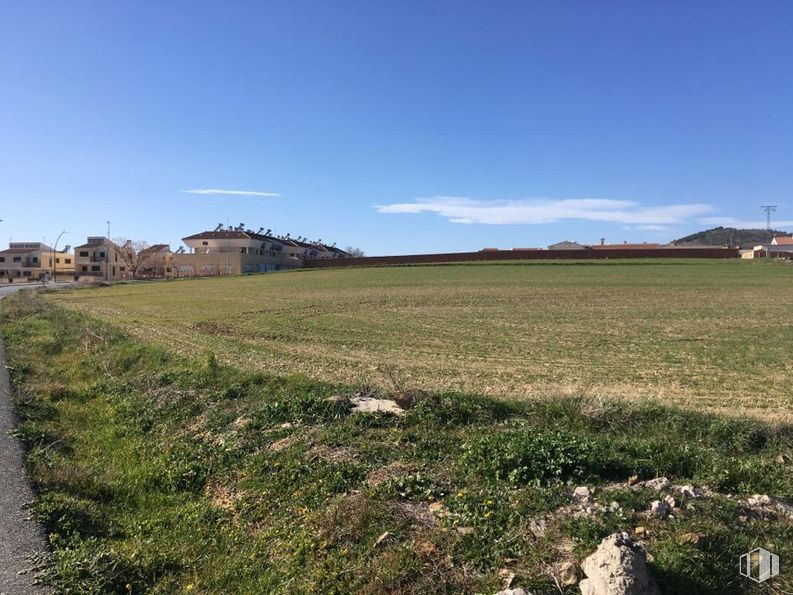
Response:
[0, 247, 40, 254]
[139, 244, 171, 254]
[548, 241, 585, 249]
[183, 231, 252, 241]
[589, 243, 661, 249]
[772, 236, 793, 245]
[73, 241, 111, 250]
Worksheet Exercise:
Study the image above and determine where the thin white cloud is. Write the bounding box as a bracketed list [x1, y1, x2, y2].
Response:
[697, 216, 793, 229]
[182, 188, 281, 197]
[625, 224, 670, 231]
[375, 196, 713, 226]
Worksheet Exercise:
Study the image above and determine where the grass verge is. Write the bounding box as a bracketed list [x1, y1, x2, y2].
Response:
[2, 291, 791, 594]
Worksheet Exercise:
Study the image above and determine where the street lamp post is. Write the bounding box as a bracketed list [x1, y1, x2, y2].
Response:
[52, 230, 68, 284]
[106, 221, 111, 281]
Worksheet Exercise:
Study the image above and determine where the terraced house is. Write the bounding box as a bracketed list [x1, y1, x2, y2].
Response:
[0, 242, 74, 282]
[175, 227, 350, 276]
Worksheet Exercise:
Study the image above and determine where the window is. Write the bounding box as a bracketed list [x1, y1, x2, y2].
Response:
[202, 241, 209, 246]
[0, 257, 4, 262]
[32, 257, 38, 263]
[120, 266, 126, 272]
[65, 258, 71, 264]
[79, 251, 89, 257]
[99, 252, 105, 258]
[81, 265, 87, 272]
[13, 257, 21, 262]
[23, 271, 31, 277]
[56, 258, 60, 264]
[91, 265, 100, 272]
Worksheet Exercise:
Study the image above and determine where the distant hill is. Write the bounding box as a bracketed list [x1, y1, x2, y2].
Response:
[672, 226, 789, 249]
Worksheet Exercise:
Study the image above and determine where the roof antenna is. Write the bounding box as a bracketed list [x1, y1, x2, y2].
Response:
[214, 223, 224, 232]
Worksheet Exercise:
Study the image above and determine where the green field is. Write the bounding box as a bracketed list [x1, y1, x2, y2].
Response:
[3, 288, 792, 594]
[49, 260, 793, 420]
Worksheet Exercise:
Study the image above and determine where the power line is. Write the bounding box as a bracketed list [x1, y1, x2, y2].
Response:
[761, 205, 777, 230]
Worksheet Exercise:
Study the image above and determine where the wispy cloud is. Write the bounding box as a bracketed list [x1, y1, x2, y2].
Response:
[375, 196, 713, 226]
[697, 216, 793, 229]
[182, 188, 281, 197]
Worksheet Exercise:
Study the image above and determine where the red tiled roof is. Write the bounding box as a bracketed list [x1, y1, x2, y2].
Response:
[773, 236, 793, 245]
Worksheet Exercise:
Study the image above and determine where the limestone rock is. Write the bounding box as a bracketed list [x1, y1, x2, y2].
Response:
[680, 532, 709, 548]
[676, 485, 700, 499]
[649, 500, 671, 518]
[573, 486, 592, 501]
[640, 477, 670, 491]
[557, 559, 579, 586]
[579, 532, 659, 595]
[747, 494, 773, 507]
[350, 395, 405, 416]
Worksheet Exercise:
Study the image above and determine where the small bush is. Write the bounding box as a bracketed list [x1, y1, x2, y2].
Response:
[460, 430, 601, 486]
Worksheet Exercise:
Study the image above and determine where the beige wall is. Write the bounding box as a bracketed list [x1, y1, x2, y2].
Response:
[0, 243, 75, 281]
[75, 241, 129, 280]
[172, 252, 299, 277]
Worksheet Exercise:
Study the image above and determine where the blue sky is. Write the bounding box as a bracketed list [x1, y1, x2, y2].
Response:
[1, 1, 792, 255]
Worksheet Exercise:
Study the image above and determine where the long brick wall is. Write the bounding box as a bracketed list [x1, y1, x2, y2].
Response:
[304, 247, 740, 269]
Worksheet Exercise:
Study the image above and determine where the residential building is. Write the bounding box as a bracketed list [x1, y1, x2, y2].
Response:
[175, 228, 350, 276]
[0, 242, 74, 282]
[771, 235, 793, 246]
[138, 244, 173, 278]
[73, 237, 128, 280]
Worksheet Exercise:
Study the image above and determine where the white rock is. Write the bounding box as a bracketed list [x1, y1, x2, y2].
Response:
[557, 559, 579, 586]
[649, 500, 671, 518]
[495, 589, 530, 595]
[677, 485, 700, 498]
[640, 477, 670, 491]
[663, 495, 677, 509]
[579, 532, 660, 595]
[747, 494, 773, 507]
[349, 395, 405, 416]
[573, 486, 592, 500]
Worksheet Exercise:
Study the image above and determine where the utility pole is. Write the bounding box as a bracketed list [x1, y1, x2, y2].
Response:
[761, 205, 777, 230]
[52, 230, 67, 284]
[106, 221, 111, 281]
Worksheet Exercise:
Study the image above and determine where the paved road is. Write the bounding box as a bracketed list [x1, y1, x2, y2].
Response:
[0, 286, 49, 594]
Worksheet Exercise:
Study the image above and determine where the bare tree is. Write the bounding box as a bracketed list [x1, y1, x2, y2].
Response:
[112, 238, 150, 279]
[345, 246, 365, 257]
